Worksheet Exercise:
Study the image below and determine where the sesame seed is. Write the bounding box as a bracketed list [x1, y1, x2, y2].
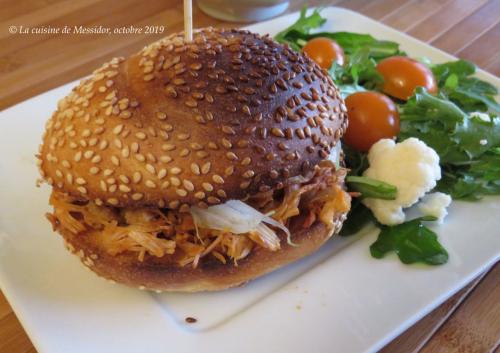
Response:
[202, 182, 213, 192]
[91, 155, 102, 163]
[82, 150, 94, 159]
[190, 163, 200, 175]
[135, 132, 147, 140]
[146, 164, 156, 174]
[100, 180, 107, 191]
[170, 167, 181, 175]
[162, 143, 175, 151]
[160, 155, 173, 163]
[176, 188, 188, 197]
[77, 186, 88, 194]
[222, 125, 236, 135]
[104, 169, 114, 176]
[74, 151, 82, 162]
[99, 140, 109, 150]
[221, 138, 232, 149]
[119, 111, 131, 119]
[135, 154, 145, 162]
[194, 191, 205, 199]
[200, 162, 210, 174]
[90, 167, 100, 175]
[62, 160, 71, 169]
[226, 152, 238, 160]
[145, 180, 157, 188]
[156, 112, 167, 120]
[55, 169, 63, 178]
[179, 148, 190, 157]
[157, 169, 167, 179]
[170, 177, 181, 186]
[207, 196, 220, 204]
[107, 198, 119, 206]
[114, 139, 123, 149]
[133, 172, 142, 183]
[113, 124, 124, 135]
[212, 175, 224, 184]
[243, 170, 255, 178]
[271, 127, 285, 137]
[197, 151, 209, 158]
[183, 179, 194, 191]
[119, 175, 130, 184]
[177, 133, 190, 141]
[111, 155, 120, 166]
[132, 193, 144, 201]
[109, 184, 117, 192]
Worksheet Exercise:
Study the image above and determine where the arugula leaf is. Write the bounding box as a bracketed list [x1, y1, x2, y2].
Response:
[432, 60, 475, 85]
[432, 60, 499, 113]
[331, 47, 384, 91]
[370, 217, 449, 265]
[343, 144, 369, 175]
[400, 88, 500, 199]
[346, 176, 397, 200]
[274, 6, 326, 50]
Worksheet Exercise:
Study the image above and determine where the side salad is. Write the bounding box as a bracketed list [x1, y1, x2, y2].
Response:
[275, 7, 500, 265]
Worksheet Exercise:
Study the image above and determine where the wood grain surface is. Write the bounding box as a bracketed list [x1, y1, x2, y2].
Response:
[1, 1, 499, 352]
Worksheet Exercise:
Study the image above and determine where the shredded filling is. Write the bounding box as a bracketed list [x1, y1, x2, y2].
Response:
[47, 162, 351, 267]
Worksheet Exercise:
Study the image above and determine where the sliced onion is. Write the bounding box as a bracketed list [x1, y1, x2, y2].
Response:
[328, 141, 342, 169]
[190, 200, 296, 247]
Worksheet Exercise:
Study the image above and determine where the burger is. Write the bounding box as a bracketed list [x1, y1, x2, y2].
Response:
[37, 28, 351, 292]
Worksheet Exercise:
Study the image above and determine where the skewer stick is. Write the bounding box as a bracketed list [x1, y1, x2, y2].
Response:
[184, 0, 193, 42]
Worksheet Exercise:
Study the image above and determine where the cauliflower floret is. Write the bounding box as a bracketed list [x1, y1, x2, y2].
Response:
[362, 138, 441, 225]
[418, 192, 452, 224]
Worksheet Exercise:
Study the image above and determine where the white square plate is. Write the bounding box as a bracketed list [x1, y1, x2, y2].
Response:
[1, 7, 499, 353]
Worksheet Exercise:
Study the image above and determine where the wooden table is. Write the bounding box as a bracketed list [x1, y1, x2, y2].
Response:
[1, 1, 499, 352]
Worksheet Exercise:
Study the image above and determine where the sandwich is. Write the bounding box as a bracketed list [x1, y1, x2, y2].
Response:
[37, 28, 351, 292]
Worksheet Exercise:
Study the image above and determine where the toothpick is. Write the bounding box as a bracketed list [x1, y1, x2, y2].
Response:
[184, 0, 193, 42]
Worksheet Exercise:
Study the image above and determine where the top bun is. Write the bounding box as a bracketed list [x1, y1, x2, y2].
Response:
[38, 28, 347, 209]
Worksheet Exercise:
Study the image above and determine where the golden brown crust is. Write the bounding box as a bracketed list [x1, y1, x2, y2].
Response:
[58, 214, 346, 292]
[38, 28, 347, 209]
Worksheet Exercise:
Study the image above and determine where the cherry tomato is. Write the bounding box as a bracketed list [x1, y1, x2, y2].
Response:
[302, 37, 345, 69]
[343, 91, 400, 152]
[376, 56, 437, 100]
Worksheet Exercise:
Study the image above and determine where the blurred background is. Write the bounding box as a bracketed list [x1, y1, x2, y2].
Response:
[1, 0, 499, 111]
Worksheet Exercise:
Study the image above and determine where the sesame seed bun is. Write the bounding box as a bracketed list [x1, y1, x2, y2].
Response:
[39, 28, 350, 292]
[37, 28, 347, 209]
[59, 213, 346, 292]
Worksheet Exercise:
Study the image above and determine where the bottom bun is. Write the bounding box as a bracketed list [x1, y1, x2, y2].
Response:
[58, 215, 346, 292]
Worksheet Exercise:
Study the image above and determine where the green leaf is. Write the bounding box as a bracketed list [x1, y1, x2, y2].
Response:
[453, 114, 500, 158]
[370, 217, 449, 265]
[432, 59, 476, 85]
[274, 6, 326, 50]
[343, 144, 369, 175]
[346, 176, 397, 200]
[432, 60, 499, 113]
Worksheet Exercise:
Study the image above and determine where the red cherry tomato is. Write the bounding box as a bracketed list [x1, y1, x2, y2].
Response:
[343, 91, 400, 152]
[302, 37, 345, 69]
[376, 56, 438, 100]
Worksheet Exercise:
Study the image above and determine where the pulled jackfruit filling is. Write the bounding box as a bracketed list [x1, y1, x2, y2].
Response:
[47, 162, 350, 267]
